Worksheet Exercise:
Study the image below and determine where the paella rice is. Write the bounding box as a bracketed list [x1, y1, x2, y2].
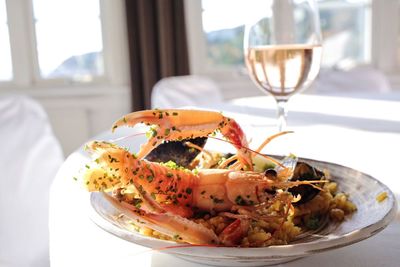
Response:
[121, 178, 356, 247]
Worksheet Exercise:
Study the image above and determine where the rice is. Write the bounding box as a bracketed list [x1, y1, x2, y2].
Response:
[125, 180, 356, 247]
[376, 191, 388, 203]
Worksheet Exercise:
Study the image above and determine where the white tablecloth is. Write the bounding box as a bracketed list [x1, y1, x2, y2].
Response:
[49, 94, 400, 267]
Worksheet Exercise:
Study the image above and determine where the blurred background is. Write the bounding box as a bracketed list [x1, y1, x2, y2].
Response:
[1, 0, 398, 155]
[0, 0, 399, 266]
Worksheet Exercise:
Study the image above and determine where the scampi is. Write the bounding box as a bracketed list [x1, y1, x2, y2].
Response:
[79, 109, 347, 247]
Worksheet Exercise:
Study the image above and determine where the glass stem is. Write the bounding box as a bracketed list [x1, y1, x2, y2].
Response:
[276, 99, 288, 132]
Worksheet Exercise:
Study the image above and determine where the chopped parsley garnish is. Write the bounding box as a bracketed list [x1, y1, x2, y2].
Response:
[133, 198, 143, 208]
[146, 126, 158, 139]
[161, 161, 188, 172]
[213, 197, 224, 204]
[146, 175, 154, 182]
[107, 154, 119, 163]
[163, 160, 179, 169]
[305, 215, 320, 230]
[235, 195, 246, 205]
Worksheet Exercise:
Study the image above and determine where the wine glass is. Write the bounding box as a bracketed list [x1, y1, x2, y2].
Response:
[244, 0, 322, 131]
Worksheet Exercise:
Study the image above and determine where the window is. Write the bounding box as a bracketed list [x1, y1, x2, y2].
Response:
[201, 0, 248, 69]
[186, 0, 400, 89]
[1, 0, 128, 90]
[33, 0, 103, 81]
[200, 0, 247, 70]
[0, 0, 12, 81]
[200, 0, 371, 70]
[318, 0, 371, 67]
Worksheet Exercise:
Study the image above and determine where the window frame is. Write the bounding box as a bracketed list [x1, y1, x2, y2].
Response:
[371, 0, 399, 73]
[184, 0, 400, 90]
[1, 0, 129, 93]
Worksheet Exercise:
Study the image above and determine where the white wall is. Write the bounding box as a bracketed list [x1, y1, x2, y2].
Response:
[32, 87, 131, 157]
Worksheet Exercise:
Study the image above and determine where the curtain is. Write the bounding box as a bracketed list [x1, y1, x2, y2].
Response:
[125, 0, 190, 111]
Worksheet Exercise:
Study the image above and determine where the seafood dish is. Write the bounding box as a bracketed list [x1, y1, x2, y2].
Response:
[79, 109, 356, 247]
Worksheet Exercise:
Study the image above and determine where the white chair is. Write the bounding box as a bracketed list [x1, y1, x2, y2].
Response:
[312, 66, 391, 94]
[151, 75, 223, 108]
[0, 96, 64, 267]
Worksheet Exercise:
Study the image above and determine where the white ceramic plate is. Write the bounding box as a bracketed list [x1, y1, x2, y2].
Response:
[89, 157, 397, 266]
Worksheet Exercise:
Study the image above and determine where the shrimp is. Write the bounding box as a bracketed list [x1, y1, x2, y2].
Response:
[80, 109, 323, 246]
[83, 141, 322, 245]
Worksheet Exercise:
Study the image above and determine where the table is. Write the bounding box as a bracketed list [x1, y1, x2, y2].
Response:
[49, 94, 400, 267]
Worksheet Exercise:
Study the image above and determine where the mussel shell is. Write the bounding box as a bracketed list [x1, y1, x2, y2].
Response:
[145, 137, 207, 168]
[289, 162, 324, 205]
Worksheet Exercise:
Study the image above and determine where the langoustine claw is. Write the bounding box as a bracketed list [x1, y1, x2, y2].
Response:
[111, 109, 253, 170]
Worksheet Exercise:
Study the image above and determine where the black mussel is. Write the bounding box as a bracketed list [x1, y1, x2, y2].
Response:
[145, 137, 207, 168]
[289, 162, 324, 205]
[262, 169, 278, 194]
[264, 168, 277, 179]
